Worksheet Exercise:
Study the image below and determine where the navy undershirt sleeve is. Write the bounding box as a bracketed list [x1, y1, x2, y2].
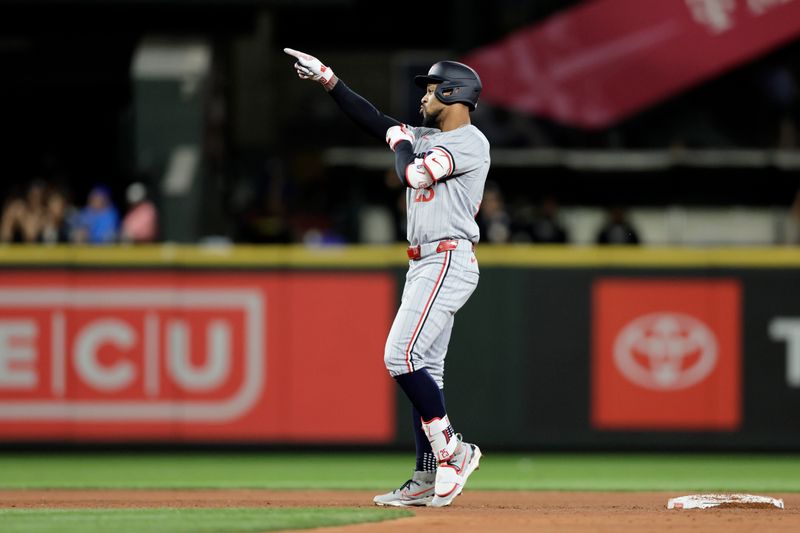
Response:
[328, 80, 401, 141]
[393, 142, 416, 187]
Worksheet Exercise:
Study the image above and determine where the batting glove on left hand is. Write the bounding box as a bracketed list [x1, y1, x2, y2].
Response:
[386, 124, 416, 151]
[284, 48, 336, 90]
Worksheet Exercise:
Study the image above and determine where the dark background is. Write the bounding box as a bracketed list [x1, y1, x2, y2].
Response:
[1, 0, 798, 240]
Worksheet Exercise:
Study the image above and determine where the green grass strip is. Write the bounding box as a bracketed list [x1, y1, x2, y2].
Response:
[1, 453, 799, 492]
[0, 507, 412, 533]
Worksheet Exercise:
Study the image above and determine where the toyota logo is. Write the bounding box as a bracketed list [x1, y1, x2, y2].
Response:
[613, 312, 718, 390]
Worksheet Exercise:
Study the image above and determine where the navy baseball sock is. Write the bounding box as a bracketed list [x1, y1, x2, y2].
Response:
[412, 388, 446, 472]
[394, 369, 446, 421]
[395, 370, 455, 465]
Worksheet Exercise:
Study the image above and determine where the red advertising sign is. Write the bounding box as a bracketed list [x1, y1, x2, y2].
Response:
[592, 278, 741, 430]
[462, 0, 800, 128]
[0, 271, 396, 442]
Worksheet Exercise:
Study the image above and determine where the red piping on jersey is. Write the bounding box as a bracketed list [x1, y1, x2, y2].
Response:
[404, 251, 451, 372]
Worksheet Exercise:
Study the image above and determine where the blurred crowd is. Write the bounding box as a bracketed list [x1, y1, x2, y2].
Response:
[475, 182, 639, 245]
[231, 160, 800, 247]
[231, 162, 645, 246]
[1, 180, 158, 245]
[5, 173, 800, 247]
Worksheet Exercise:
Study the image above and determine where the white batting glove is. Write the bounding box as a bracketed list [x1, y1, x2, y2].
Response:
[283, 48, 336, 89]
[386, 124, 415, 151]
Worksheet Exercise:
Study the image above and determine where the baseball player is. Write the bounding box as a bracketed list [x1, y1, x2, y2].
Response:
[285, 48, 490, 508]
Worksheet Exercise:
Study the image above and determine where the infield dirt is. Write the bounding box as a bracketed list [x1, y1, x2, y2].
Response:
[1, 489, 798, 532]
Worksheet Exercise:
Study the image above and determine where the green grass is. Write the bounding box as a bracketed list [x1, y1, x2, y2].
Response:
[0, 507, 412, 533]
[1, 453, 800, 492]
[2, 453, 798, 532]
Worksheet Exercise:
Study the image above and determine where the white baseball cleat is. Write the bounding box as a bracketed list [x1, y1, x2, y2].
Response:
[373, 470, 436, 507]
[429, 435, 482, 507]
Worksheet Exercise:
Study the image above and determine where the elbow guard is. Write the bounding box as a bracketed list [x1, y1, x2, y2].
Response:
[422, 147, 454, 182]
[404, 157, 434, 189]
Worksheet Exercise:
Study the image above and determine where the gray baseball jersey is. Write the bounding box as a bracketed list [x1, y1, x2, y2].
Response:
[406, 125, 491, 246]
[383, 123, 490, 388]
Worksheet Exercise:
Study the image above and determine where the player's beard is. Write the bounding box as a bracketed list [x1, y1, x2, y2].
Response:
[422, 107, 441, 128]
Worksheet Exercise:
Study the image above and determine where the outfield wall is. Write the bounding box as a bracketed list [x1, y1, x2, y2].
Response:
[0, 245, 799, 450]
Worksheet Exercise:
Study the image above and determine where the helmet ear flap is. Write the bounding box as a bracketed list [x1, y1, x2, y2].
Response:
[442, 86, 459, 97]
[417, 60, 481, 111]
[434, 84, 455, 101]
[435, 82, 477, 111]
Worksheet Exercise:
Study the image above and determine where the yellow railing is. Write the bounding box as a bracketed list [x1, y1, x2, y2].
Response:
[0, 244, 799, 267]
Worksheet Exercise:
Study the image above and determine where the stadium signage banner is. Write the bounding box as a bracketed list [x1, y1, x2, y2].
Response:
[441, 266, 800, 449]
[0, 272, 396, 443]
[591, 278, 742, 431]
[462, 0, 800, 128]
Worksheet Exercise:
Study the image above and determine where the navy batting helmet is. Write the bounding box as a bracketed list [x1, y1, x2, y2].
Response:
[414, 61, 482, 111]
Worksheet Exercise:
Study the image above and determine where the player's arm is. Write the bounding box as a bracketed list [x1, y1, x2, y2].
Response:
[386, 129, 454, 189]
[284, 48, 437, 189]
[284, 48, 399, 141]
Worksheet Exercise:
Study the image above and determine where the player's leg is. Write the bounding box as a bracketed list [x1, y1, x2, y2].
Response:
[385, 250, 471, 430]
[423, 312, 452, 388]
[407, 319, 450, 479]
[411, 390, 444, 473]
[372, 388, 443, 506]
[374, 257, 446, 507]
[394, 265, 445, 471]
[375, 328, 448, 507]
[372, 391, 443, 507]
[401, 309, 481, 508]
[384, 250, 478, 380]
[384, 249, 481, 506]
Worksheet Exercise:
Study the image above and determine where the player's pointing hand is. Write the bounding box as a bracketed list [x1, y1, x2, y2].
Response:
[284, 48, 337, 90]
